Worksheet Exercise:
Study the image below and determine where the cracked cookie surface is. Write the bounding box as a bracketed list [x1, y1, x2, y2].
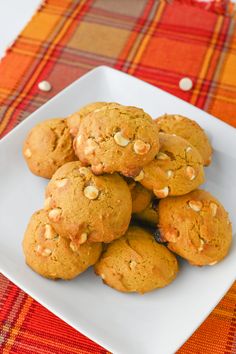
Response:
[158, 190, 232, 266]
[22, 210, 102, 279]
[67, 102, 107, 137]
[94, 226, 178, 294]
[155, 114, 212, 166]
[23, 118, 76, 178]
[45, 161, 132, 243]
[74, 103, 159, 176]
[139, 133, 204, 198]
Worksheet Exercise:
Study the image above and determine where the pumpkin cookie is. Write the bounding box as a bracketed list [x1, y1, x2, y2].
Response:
[23, 118, 76, 179]
[45, 161, 132, 243]
[133, 200, 159, 226]
[94, 226, 178, 294]
[139, 133, 204, 198]
[128, 181, 152, 213]
[158, 190, 232, 266]
[155, 114, 212, 166]
[74, 103, 159, 176]
[67, 102, 107, 137]
[23, 210, 102, 279]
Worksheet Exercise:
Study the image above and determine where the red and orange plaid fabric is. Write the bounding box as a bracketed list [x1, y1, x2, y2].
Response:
[0, 0, 236, 353]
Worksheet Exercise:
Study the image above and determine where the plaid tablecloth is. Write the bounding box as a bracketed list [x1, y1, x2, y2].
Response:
[0, 0, 236, 353]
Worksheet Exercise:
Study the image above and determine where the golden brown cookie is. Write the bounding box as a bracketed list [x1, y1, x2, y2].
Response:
[128, 181, 152, 213]
[155, 114, 212, 166]
[133, 200, 159, 226]
[23, 118, 76, 179]
[158, 190, 232, 266]
[45, 161, 132, 243]
[139, 133, 204, 198]
[74, 103, 159, 176]
[94, 226, 178, 294]
[67, 102, 107, 137]
[22, 210, 102, 279]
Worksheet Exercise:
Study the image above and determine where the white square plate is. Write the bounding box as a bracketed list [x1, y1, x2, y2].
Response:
[0, 66, 235, 354]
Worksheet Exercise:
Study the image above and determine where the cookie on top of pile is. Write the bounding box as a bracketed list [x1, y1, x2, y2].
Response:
[22, 102, 232, 294]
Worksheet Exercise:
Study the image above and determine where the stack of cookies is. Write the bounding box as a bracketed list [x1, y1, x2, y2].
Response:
[22, 102, 232, 294]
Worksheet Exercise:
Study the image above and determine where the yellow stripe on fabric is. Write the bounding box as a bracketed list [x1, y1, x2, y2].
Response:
[0, 0, 86, 136]
[3, 297, 34, 354]
[128, 0, 166, 75]
[190, 16, 224, 106]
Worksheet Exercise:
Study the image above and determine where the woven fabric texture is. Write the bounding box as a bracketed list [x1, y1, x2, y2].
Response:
[0, 1, 236, 353]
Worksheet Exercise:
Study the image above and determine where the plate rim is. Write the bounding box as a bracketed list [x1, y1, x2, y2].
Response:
[0, 65, 235, 354]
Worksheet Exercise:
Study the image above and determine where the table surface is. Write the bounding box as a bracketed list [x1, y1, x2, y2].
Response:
[1, 0, 236, 59]
[0, 0, 41, 58]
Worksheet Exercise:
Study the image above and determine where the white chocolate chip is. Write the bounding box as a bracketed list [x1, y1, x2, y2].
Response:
[78, 167, 90, 176]
[154, 187, 169, 198]
[44, 197, 52, 210]
[38, 80, 52, 92]
[84, 145, 96, 155]
[79, 233, 88, 244]
[129, 260, 137, 270]
[101, 273, 106, 280]
[76, 135, 82, 146]
[188, 200, 202, 212]
[133, 140, 150, 155]
[70, 241, 77, 252]
[198, 239, 205, 252]
[166, 170, 173, 179]
[35, 245, 43, 253]
[156, 152, 170, 160]
[41, 248, 52, 257]
[44, 224, 57, 240]
[209, 261, 218, 266]
[48, 208, 62, 222]
[210, 202, 218, 217]
[134, 170, 144, 181]
[92, 163, 104, 174]
[55, 178, 68, 188]
[186, 166, 196, 180]
[186, 146, 192, 153]
[93, 107, 106, 113]
[179, 77, 193, 92]
[24, 148, 32, 158]
[84, 185, 99, 200]
[35, 245, 52, 257]
[114, 131, 130, 147]
[174, 115, 184, 121]
[164, 228, 179, 243]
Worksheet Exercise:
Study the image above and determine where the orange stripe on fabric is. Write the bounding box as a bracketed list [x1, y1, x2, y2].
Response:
[190, 15, 224, 106]
[7, 330, 93, 354]
[2, 297, 34, 354]
[128, 1, 166, 75]
[0, 0, 87, 136]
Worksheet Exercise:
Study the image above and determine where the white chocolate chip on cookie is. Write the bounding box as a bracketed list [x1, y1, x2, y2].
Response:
[48, 208, 62, 222]
[154, 187, 169, 198]
[133, 140, 150, 155]
[84, 186, 99, 200]
[186, 166, 196, 180]
[188, 200, 202, 212]
[114, 132, 130, 147]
